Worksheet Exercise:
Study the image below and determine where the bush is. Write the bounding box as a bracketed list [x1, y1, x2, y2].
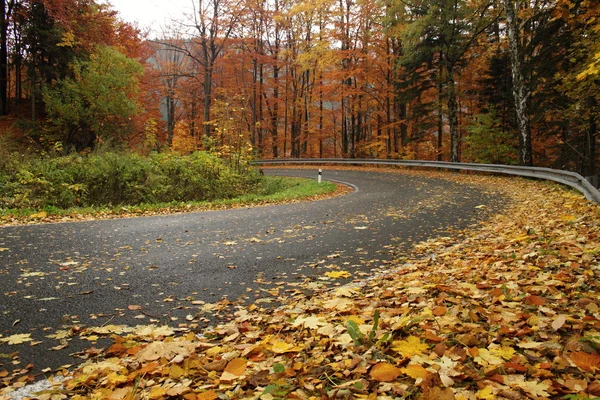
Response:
[0, 150, 262, 210]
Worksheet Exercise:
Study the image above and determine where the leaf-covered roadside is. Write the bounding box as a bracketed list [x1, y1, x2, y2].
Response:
[2, 176, 600, 399]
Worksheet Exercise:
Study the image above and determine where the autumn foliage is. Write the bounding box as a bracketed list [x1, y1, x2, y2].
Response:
[1, 0, 599, 174]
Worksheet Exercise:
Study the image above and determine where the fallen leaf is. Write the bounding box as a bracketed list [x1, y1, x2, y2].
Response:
[220, 358, 247, 381]
[1, 333, 33, 345]
[325, 270, 351, 279]
[135, 341, 194, 362]
[402, 364, 429, 380]
[570, 351, 600, 372]
[197, 390, 218, 400]
[552, 314, 566, 331]
[370, 362, 402, 382]
[391, 336, 429, 358]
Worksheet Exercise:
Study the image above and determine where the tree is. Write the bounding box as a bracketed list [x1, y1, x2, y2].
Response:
[503, 0, 532, 166]
[42, 45, 143, 150]
[1, 0, 15, 115]
[399, 0, 498, 162]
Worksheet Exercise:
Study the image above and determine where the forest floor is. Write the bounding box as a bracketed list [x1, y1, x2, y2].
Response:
[1, 170, 600, 400]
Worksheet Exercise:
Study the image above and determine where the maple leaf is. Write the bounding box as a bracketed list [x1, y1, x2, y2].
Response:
[135, 340, 194, 362]
[269, 339, 302, 354]
[81, 359, 123, 375]
[293, 315, 327, 329]
[474, 348, 505, 366]
[325, 270, 351, 279]
[391, 336, 429, 358]
[135, 325, 175, 338]
[489, 344, 516, 361]
[1, 333, 33, 345]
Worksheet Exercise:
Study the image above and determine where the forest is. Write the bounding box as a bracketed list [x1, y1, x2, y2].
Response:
[1, 0, 599, 175]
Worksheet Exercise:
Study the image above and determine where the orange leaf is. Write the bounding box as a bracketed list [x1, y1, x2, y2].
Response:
[523, 295, 545, 306]
[370, 362, 402, 382]
[135, 362, 160, 376]
[570, 351, 600, 372]
[432, 306, 447, 316]
[423, 331, 443, 343]
[225, 358, 247, 376]
[221, 358, 247, 381]
[196, 390, 218, 400]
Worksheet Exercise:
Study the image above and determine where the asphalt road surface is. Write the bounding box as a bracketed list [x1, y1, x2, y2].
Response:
[0, 168, 504, 377]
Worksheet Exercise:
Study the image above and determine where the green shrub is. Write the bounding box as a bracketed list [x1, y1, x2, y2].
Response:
[0, 150, 262, 210]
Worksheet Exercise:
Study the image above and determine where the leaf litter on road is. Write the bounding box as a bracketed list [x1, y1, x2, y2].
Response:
[1, 171, 600, 399]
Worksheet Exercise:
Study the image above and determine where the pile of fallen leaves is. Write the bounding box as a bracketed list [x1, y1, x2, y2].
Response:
[2, 174, 600, 399]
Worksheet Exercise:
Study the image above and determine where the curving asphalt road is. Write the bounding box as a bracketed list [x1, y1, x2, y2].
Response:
[0, 169, 504, 377]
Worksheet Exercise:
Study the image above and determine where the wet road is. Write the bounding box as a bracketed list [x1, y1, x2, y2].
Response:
[0, 168, 503, 375]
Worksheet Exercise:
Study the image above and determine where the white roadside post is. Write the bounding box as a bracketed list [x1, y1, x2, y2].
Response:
[318, 169, 322, 184]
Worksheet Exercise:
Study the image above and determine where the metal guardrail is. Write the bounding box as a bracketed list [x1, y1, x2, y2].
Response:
[252, 158, 600, 204]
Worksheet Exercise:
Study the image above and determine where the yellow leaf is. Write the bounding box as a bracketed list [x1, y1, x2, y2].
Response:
[325, 270, 352, 279]
[334, 287, 358, 297]
[148, 386, 167, 400]
[31, 211, 47, 219]
[474, 348, 504, 366]
[271, 340, 301, 354]
[401, 364, 429, 380]
[370, 362, 402, 382]
[391, 336, 429, 358]
[1, 333, 33, 345]
[105, 372, 128, 387]
[476, 386, 495, 399]
[169, 364, 186, 380]
[346, 315, 366, 325]
[293, 315, 327, 329]
[489, 345, 516, 361]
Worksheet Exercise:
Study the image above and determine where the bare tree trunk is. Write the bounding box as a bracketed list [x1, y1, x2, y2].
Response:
[504, 0, 533, 166]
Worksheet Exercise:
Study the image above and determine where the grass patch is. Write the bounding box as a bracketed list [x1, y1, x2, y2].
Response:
[0, 176, 338, 224]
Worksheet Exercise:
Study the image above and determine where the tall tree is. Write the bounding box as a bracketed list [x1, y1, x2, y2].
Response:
[503, 0, 532, 166]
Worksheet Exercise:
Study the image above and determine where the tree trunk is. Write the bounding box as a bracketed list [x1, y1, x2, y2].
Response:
[271, 63, 279, 158]
[504, 0, 533, 166]
[1, 0, 9, 116]
[446, 66, 460, 163]
[583, 96, 597, 177]
[203, 62, 212, 139]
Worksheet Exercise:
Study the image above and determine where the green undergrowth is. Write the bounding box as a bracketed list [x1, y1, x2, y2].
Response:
[0, 150, 337, 223]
